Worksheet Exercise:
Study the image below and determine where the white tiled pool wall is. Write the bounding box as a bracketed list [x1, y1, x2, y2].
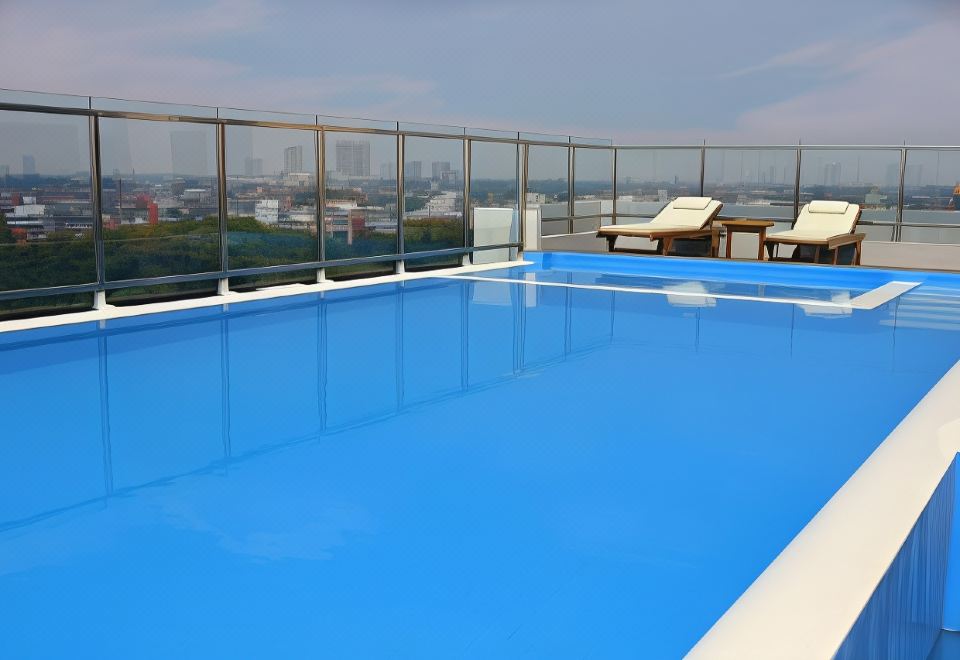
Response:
[835, 460, 954, 659]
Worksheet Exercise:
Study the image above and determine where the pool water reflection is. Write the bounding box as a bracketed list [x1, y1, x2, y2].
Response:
[1, 275, 960, 658]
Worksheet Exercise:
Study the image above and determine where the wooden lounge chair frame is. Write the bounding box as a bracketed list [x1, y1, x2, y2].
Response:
[764, 207, 864, 265]
[598, 202, 723, 258]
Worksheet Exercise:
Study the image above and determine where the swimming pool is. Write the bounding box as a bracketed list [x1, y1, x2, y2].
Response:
[2, 252, 960, 658]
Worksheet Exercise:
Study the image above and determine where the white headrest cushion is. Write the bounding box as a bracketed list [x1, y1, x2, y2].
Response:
[808, 200, 850, 214]
[672, 196, 712, 211]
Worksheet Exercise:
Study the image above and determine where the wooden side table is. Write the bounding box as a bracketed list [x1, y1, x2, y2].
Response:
[719, 219, 776, 260]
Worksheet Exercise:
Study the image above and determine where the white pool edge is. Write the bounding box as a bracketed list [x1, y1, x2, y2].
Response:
[0, 260, 531, 334]
[687, 358, 960, 659]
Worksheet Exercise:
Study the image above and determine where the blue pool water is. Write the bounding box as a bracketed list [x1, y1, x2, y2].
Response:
[3, 254, 960, 658]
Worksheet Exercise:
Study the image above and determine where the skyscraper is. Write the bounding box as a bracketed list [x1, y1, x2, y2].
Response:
[21, 155, 36, 176]
[244, 157, 264, 177]
[432, 161, 451, 179]
[824, 162, 842, 186]
[380, 162, 397, 179]
[284, 145, 304, 174]
[406, 161, 423, 179]
[170, 131, 208, 176]
[335, 140, 371, 177]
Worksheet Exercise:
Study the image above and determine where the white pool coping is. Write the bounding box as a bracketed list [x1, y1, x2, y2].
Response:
[0, 260, 530, 335]
[444, 274, 920, 310]
[687, 358, 960, 659]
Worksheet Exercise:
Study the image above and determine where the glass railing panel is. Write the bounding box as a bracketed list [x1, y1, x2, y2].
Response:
[92, 97, 218, 119]
[528, 145, 569, 236]
[319, 116, 397, 132]
[217, 107, 315, 126]
[899, 226, 960, 244]
[857, 223, 897, 242]
[799, 148, 900, 224]
[0, 89, 90, 109]
[99, 117, 221, 288]
[520, 132, 569, 144]
[900, 149, 960, 244]
[469, 140, 518, 263]
[703, 148, 796, 219]
[615, 148, 701, 218]
[398, 122, 464, 136]
[574, 147, 613, 231]
[539, 203, 571, 236]
[0, 110, 97, 309]
[402, 136, 464, 259]
[225, 125, 318, 282]
[571, 137, 613, 147]
[324, 132, 398, 262]
[466, 128, 518, 140]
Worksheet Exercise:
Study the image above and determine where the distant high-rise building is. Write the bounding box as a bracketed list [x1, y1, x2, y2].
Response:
[823, 162, 842, 186]
[0, 165, 9, 178]
[432, 161, 451, 179]
[21, 155, 36, 176]
[406, 161, 423, 179]
[244, 157, 264, 177]
[335, 140, 371, 177]
[283, 145, 304, 174]
[170, 132, 208, 176]
[380, 162, 397, 179]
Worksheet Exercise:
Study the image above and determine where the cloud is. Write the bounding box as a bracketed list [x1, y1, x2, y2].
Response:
[732, 21, 960, 144]
[0, 0, 440, 118]
[1, 0, 958, 146]
[619, 20, 960, 145]
[719, 39, 852, 80]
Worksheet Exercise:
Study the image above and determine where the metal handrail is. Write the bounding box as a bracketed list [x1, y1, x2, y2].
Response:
[2, 88, 960, 308]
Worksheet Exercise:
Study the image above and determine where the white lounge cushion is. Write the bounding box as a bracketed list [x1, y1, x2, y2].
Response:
[672, 196, 712, 211]
[791, 201, 859, 237]
[808, 200, 850, 214]
[650, 198, 721, 228]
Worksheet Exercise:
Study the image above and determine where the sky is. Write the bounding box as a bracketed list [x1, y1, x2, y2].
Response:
[1, 0, 959, 145]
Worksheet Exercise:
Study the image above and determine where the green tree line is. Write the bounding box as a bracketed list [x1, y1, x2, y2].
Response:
[1, 213, 465, 294]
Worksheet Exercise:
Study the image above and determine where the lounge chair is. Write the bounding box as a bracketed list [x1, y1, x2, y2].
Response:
[598, 197, 723, 257]
[763, 201, 864, 265]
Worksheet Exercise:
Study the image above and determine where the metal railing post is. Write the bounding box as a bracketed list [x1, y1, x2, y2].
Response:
[699, 141, 706, 197]
[462, 138, 471, 265]
[896, 147, 907, 242]
[567, 143, 575, 233]
[396, 134, 405, 273]
[9, 89, 960, 309]
[793, 143, 802, 223]
[216, 122, 229, 294]
[316, 128, 326, 281]
[611, 147, 618, 225]
[520, 143, 529, 254]
[88, 114, 107, 309]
